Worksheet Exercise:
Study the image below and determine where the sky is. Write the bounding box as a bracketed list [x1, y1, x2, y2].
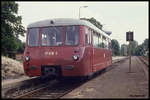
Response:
[16, 1, 149, 45]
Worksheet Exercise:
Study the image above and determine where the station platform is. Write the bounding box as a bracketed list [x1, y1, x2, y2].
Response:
[62, 56, 148, 98]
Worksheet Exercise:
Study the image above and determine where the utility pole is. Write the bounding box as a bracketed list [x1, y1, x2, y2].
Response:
[129, 41, 131, 72]
[79, 6, 88, 19]
[126, 31, 134, 73]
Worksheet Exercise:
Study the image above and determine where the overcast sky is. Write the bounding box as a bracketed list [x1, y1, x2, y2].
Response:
[17, 1, 148, 45]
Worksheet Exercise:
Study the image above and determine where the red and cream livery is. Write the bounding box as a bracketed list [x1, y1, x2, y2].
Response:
[23, 18, 112, 78]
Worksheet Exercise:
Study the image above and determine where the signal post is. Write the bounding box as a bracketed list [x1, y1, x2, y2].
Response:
[126, 31, 134, 73]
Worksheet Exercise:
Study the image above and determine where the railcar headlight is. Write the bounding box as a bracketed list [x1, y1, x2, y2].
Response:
[72, 55, 79, 61]
[25, 56, 30, 61]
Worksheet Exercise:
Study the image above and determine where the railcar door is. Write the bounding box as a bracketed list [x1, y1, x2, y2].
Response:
[85, 27, 93, 75]
[40, 26, 64, 76]
[24, 28, 41, 76]
[62, 25, 81, 76]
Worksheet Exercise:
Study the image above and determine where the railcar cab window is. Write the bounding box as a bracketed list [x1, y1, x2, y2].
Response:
[41, 26, 63, 46]
[65, 26, 79, 46]
[28, 28, 40, 47]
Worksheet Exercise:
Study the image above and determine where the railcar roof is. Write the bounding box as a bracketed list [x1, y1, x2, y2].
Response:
[27, 18, 111, 39]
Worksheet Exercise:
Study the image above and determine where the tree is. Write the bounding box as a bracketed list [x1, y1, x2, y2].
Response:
[142, 38, 149, 52]
[1, 1, 25, 57]
[82, 17, 112, 35]
[133, 38, 149, 57]
[121, 44, 128, 56]
[143, 38, 149, 57]
[128, 40, 138, 56]
[81, 17, 103, 30]
[135, 44, 144, 56]
[16, 38, 25, 53]
[111, 39, 120, 56]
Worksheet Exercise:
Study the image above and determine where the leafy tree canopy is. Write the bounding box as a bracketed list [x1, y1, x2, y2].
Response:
[121, 44, 128, 56]
[128, 40, 138, 56]
[111, 39, 120, 56]
[1, 1, 25, 57]
[81, 17, 103, 30]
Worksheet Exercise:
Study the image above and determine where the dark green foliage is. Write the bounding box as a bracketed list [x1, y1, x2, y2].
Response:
[135, 44, 144, 56]
[17, 39, 25, 53]
[135, 38, 149, 57]
[128, 40, 138, 56]
[126, 39, 149, 57]
[142, 39, 149, 58]
[121, 44, 128, 56]
[2, 35, 19, 56]
[1, 1, 25, 58]
[142, 39, 149, 51]
[111, 39, 120, 56]
[82, 17, 103, 30]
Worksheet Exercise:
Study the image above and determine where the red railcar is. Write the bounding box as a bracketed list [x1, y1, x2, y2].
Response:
[23, 18, 112, 78]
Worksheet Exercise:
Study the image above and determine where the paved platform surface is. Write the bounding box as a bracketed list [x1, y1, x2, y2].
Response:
[112, 56, 128, 63]
[112, 56, 127, 61]
[62, 56, 148, 98]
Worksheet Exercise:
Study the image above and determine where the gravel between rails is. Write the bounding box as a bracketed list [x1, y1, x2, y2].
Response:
[16, 78, 87, 99]
[2, 76, 55, 98]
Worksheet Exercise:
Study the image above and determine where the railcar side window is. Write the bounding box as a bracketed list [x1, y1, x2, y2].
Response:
[28, 28, 40, 47]
[108, 39, 111, 49]
[100, 36, 104, 48]
[98, 34, 103, 48]
[65, 26, 79, 46]
[107, 38, 109, 50]
[93, 32, 98, 47]
[105, 38, 108, 49]
[89, 29, 92, 44]
[41, 26, 63, 46]
[85, 27, 90, 45]
[103, 36, 107, 49]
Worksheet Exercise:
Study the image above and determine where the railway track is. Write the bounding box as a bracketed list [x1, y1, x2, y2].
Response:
[14, 57, 128, 99]
[2, 76, 56, 98]
[15, 79, 85, 99]
[138, 56, 149, 66]
[137, 56, 149, 81]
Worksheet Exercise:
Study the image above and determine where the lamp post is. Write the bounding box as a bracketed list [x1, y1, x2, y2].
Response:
[79, 6, 88, 19]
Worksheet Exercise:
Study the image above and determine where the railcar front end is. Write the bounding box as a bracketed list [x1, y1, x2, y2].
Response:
[23, 18, 112, 79]
[23, 25, 90, 78]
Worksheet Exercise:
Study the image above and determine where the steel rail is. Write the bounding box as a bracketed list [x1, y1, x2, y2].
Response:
[14, 80, 58, 99]
[138, 56, 149, 66]
[14, 57, 128, 99]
